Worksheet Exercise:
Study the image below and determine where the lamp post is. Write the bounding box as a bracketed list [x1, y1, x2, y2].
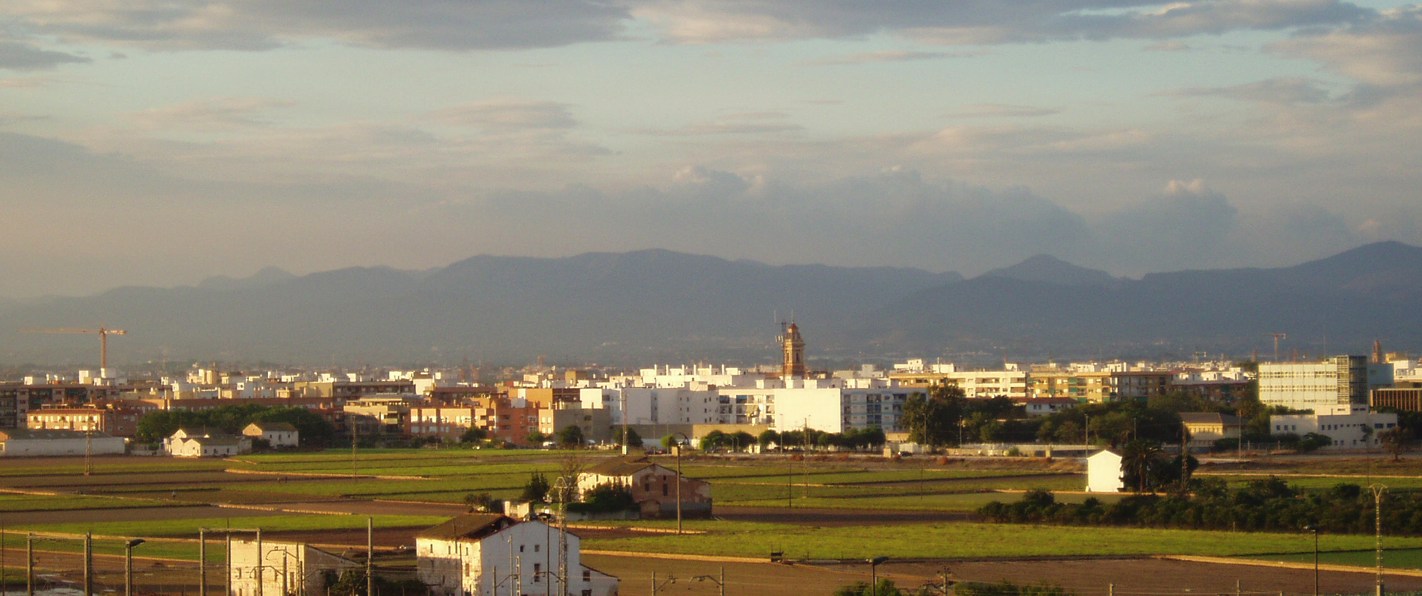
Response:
[692, 567, 726, 596]
[1303, 525, 1319, 596]
[125, 539, 146, 596]
[671, 432, 689, 535]
[869, 556, 889, 596]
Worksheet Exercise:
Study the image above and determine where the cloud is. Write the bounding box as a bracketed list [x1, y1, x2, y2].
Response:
[631, 1, 1372, 45]
[430, 100, 579, 131]
[1272, 6, 1422, 91]
[449, 165, 1097, 274]
[0, 40, 88, 70]
[2, 0, 630, 51]
[1170, 77, 1335, 105]
[950, 104, 1060, 119]
[1091, 179, 1240, 272]
[644, 112, 803, 136]
[807, 50, 977, 66]
[6, 1, 1374, 53]
[129, 97, 295, 131]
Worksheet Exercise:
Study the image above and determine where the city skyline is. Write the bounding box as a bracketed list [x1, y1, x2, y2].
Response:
[3, 1, 1421, 297]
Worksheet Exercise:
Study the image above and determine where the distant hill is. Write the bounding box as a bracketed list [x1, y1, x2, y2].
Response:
[196, 266, 297, 291]
[0, 250, 958, 367]
[870, 241, 1422, 360]
[2, 242, 1419, 368]
[979, 254, 1120, 288]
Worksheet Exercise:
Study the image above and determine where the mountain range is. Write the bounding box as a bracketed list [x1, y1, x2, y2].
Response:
[4, 242, 1420, 369]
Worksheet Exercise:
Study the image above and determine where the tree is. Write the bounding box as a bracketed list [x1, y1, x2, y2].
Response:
[568, 482, 636, 514]
[699, 430, 727, 452]
[521, 472, 551, 502]
[758, 429, 780, 450]
[613, 427, 642, 450]
[557, 425, 585, 448]
[1380, 427, 1411, 462]
[901, 383, 967, 447]
[460, 427, 488, 444]
[1120, 439, 1166, 493]
[731, 431, 757, 452]
[527, 430, 549, 446]
[661, 433, 688, 451]
[464, 492, 499, 512]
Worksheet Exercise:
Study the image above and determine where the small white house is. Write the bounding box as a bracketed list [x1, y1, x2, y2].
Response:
[416, 514, 618, 596]
[163, 427, 251, 458]
[242, 422, 300, 448]
[228, 539, 355, 596]
[1085, 450, 1125, 493]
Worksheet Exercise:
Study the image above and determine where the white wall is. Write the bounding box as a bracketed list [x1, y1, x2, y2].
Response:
[1086, 451, 1124, 493]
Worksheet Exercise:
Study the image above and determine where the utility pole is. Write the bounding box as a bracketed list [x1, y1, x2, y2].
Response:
[1373, 484, 1387, 596]
[84, 532, 92, 596]
[367, 517, 374, 596]
[199, 528, 207, 596]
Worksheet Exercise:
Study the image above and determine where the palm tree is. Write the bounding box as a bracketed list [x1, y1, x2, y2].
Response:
[1121, 439, 1164, 493]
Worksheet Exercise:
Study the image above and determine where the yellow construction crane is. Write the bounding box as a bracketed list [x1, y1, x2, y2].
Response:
[20, 326, 128, 370]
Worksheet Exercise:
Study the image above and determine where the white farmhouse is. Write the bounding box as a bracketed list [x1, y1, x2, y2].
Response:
[242, 421, 300, 448]
[1085, 450, 1125, 493]
[163, 427, 251, 457]
[416, 514, 618, 596]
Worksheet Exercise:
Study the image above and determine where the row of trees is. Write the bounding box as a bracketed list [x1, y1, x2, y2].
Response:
[835, 579, 1069, 596]
[981, 479, 1422, 535]
[902, 383, 1191, 448]
[134, 403, 335, 446]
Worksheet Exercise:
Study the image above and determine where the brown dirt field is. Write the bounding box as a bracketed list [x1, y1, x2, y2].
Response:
[586, 554, 1422, 596]
[8, 504, 287, 525]
[716, 505, 973, 525]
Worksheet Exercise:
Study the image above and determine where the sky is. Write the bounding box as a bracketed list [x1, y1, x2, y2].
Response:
[2, 1, 1421, 298]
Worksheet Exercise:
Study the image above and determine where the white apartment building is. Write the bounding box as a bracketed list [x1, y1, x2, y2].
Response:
[585, 376, 918, 434]
[1271, 405, 1398, 450]
[1259, 355, 1392, 412]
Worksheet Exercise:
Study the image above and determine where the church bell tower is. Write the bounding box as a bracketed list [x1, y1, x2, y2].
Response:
[780, 322, 806, 379]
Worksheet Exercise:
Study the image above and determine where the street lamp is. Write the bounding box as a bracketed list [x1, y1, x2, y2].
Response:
[869, 556, 889, 596]
[125, 539, 146, 596]
[1303, 525, 1319, 596]
[671, 432, 689, 535]
[692, 567, 726, 596]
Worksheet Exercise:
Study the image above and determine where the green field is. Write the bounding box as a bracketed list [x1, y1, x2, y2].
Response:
[0, 493, 169, 511]
[583, 520, 1422, 562]
[10, 513, 447, 538]
[7, 450, 1422, 570]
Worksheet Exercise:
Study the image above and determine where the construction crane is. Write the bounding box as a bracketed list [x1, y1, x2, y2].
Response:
[20, 326, 128, 370]
[1268, 332, 1287, 362]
